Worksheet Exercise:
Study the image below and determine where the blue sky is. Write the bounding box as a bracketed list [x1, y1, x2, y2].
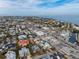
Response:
[0, 0, 79, 16]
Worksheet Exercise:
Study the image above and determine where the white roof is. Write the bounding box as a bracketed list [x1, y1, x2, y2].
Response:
[35, 31, 45, 36]
[42, 27, 49, 30]
[5, 51, 16, 59]
[18, 35, 27, 39]
[57, 56, 60, 59]
[19, 48, 30, 57]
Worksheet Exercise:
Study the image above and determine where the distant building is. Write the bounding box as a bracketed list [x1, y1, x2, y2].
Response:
[60, 30, 70, 42]
[76, 33, 79, 42]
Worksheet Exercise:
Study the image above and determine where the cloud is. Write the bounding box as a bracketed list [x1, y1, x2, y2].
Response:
[0, 0, 79, 16]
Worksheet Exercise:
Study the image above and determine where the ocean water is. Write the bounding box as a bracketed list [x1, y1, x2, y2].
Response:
[44, 15, 79, 25]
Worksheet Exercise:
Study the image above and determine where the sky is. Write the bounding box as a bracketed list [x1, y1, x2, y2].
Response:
[0, 0, 79, 16]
